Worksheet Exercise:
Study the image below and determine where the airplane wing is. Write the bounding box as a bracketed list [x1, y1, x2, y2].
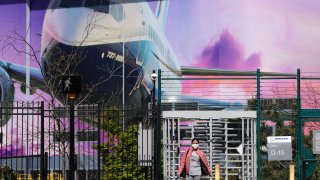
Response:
[0, 60, 45, 90]
[180, 66, 296, 76]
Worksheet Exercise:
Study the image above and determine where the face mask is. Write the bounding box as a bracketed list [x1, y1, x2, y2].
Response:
[192, 144, 199, 149]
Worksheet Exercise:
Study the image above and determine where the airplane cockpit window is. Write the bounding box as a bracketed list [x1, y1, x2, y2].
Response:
[48, 0, 82, 9]
[59, 0, 82, 8]
[85, 0, 110, 13]
[47, 0, 124, 22]
[48, 0, 110, 12]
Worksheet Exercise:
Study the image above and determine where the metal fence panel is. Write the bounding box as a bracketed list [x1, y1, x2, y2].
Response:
[0, 102, 153, 180]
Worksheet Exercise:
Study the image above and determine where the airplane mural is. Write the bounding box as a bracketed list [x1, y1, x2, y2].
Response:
[0, 0, 319, 168]
[0, 0, 182, 120]
[0, 0, 240, 126]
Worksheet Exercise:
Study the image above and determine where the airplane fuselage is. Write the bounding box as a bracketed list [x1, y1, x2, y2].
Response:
[41, 1, 181, 106]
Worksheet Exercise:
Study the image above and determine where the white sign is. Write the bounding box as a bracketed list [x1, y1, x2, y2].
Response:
[313, 130, 320, 154]
[267, 136, 291, 143]
[267, 136, 292, 161]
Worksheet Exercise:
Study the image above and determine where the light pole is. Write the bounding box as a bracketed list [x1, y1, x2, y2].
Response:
[150, 70, 159, 179]
[62, 75, 81, 180]
[69, 95, 75, 180]
[151, 70, 157, 109]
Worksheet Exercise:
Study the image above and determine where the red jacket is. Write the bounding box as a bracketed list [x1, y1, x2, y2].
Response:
[178, 147, 211, 176]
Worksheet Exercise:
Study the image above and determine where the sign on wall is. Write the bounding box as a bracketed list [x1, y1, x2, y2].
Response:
[312, 130, 320, 154]
[267, 136, 292, 161]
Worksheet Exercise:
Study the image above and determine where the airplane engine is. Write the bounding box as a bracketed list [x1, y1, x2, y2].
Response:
[0, 66, 15, 126]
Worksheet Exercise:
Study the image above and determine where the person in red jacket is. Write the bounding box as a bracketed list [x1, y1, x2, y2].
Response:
[177, 138, 211, 180]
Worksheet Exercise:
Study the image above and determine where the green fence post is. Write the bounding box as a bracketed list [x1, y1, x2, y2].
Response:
[296, 68, 302, 180]
[157, 69, 161, 112]
[257, 69, 262, 180]
[157, 69, 162, 179]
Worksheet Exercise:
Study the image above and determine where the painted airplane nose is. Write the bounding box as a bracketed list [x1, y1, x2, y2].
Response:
[41, 41, 144, 106]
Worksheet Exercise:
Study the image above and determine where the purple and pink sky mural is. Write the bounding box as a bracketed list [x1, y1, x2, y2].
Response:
[165, 0, 320, 72]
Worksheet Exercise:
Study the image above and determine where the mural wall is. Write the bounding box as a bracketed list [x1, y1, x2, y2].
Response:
[0, 0, 320, 158]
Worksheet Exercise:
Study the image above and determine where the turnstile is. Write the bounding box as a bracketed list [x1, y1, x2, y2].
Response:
[162, 111, 257, 180]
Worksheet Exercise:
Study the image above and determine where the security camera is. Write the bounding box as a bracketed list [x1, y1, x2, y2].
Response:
[150, 70, 157, 81]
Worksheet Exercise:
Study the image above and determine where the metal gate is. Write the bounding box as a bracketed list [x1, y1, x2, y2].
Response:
[0, 102, 153, 180]
[0, 101, 46, 180]
[162, 110, 257, 179]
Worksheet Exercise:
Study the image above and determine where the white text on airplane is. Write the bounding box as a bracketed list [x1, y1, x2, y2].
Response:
[106, 51, 124, 62]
